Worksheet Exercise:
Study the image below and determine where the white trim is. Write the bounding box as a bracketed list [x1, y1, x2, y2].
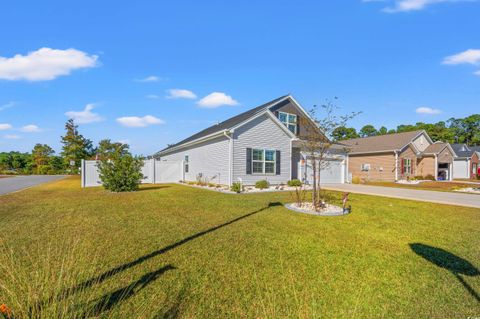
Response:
[434, 154, 438, 180]
[223, 131, 233, 186]
[289, 138, 293, 180]
[349, 150, 397, 155]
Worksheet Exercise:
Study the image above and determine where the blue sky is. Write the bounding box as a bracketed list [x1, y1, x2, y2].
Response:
[0, 0, 479, 155]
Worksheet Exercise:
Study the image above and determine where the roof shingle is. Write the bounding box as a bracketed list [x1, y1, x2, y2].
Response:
[341, 130, 424, 154]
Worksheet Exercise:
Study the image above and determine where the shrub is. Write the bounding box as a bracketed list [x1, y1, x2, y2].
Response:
[230, 182, 243, 193]
[414, 175, 424, 180]
[98, 154, 144, 192]
[352, 176, 360, 184]
[424, 174, 435, 181]
[287, 179, 302, 187]
[255, 180, 270, 189]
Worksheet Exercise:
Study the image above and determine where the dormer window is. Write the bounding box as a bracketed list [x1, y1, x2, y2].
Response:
[278, 111, 297, 134]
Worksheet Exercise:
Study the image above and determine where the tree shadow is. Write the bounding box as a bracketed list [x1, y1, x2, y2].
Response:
[409, 243, 480, 302]
[41, 202, 281, 310]
[137, 185, 171, 192]
[82, 264, 175, 318]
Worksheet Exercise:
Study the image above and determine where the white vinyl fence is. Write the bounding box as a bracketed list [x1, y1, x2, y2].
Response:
[81, 159, 184, 188]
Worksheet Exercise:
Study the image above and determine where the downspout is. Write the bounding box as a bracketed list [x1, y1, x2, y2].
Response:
[224, 130, 233, 186]
[434, 154, 438, 180]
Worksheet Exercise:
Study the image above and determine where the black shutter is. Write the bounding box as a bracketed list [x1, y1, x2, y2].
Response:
[276, 150, 281, 175]
[246, 148, 252, 174]
[296, 121, 300, 136]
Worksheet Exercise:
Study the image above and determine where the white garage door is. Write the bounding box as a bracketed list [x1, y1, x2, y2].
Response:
[453, 160, 469, 179]
[300, 159, 344, 184]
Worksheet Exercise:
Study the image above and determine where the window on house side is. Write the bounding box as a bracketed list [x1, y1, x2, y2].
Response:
[252, 149, 276, 174]
[278, 111, 297, 134]
[184, 155, 189, 173]
[403, 158, 411, 174]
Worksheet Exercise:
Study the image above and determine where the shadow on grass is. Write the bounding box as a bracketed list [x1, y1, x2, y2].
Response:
[410, 243, 480, 302]
[83, 264, 175, 317]
[41, 201, 281, 312]
[137, 185, 171, 192]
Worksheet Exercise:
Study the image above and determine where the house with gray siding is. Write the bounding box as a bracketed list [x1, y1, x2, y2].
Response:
[154, 95, 348, 186]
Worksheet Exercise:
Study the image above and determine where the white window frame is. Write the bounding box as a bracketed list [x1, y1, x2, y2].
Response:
[252, 149, 276, 175]
[278, 111, 297, 134]
[361, 163, 371, 171]
[403, 158, 411, 175]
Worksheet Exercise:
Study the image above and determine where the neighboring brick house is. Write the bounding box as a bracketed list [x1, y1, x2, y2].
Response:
[452, 144, 479, 179]
[342, 130, 456, 181]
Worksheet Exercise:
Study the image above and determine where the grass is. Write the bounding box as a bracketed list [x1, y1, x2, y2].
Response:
[365, 180, 480, 193]
[0, 176, 479, 318]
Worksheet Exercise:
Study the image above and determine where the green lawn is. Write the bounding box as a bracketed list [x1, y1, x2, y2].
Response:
[0, 177, 479, 318]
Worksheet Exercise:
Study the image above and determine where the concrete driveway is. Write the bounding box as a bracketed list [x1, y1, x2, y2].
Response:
[322, 183, 480, 209]
[0, 175, 66, 195]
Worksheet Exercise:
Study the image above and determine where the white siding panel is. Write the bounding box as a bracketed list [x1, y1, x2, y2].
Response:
[159, 136, 230, 185]
[233, 114, 291, 185]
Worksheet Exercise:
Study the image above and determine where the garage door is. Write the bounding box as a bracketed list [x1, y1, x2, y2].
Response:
[300, 159, 344, 184]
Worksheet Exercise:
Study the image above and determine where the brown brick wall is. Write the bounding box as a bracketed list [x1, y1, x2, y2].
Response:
[348, 152, 396, 181]
[417, 156, 435, 178]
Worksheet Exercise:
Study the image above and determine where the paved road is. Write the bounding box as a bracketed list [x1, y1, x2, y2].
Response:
[0, 175, 66, 195]
[322, 183, 480, 209]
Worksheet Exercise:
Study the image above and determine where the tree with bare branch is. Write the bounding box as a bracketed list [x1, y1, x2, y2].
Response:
[299, 98, 359, 210]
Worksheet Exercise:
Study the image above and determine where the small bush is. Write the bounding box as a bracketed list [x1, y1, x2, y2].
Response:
[98, 154, 144, 192]
[231, 182, 243, 193]
[255, 180, 270, 189]
[424, 174, 435, 181]
[414, 175, 424, 180]
[352, 176, 360, 184]
[287, 179, 302, 187]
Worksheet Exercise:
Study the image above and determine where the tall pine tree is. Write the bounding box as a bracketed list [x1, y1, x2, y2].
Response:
[61, 119, 94, 173]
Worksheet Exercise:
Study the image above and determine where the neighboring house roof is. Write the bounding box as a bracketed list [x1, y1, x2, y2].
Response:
[423, 142, 449, 154]
[155, 95, 305, 156]
[341, 130, 425, 154]
[451, 143, 475, 158]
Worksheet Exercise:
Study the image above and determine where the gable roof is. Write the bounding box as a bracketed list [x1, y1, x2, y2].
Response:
[155, 95, 302, 156]
[423, 142, 449, 154]
[451, 143, 475, 158]
[341, 130, 425, 154]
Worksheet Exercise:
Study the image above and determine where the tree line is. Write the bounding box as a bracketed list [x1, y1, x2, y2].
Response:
[332, 114, 480, 145]
[0, 119, 133, 175]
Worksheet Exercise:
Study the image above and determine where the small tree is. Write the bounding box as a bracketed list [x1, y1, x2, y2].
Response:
[300, 98, 359, 210]
[31, 144, 54, 174]
[61, 119, 94, 174]
[97, 146, 144, 192]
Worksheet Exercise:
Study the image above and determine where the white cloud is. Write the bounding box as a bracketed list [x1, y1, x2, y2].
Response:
[20, 124, 42, 133]
[197, 92, 239, 108]
[0, 123, 13, 130]
[116, 115, 164, 127]
[135, 75, 160, 82]
[0, 101, 16, 111]
[474, 70, 480, 76]
[65, 103, 103, 124]
[442, 49, 480, 65]
[4, 134, 20, 139]
[0, 48, 98, 81]
[146, 94, 160, 99]
[416, 107, 442, 115]
[166, 89, 197, 100]
[382, 0, 474, 13]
